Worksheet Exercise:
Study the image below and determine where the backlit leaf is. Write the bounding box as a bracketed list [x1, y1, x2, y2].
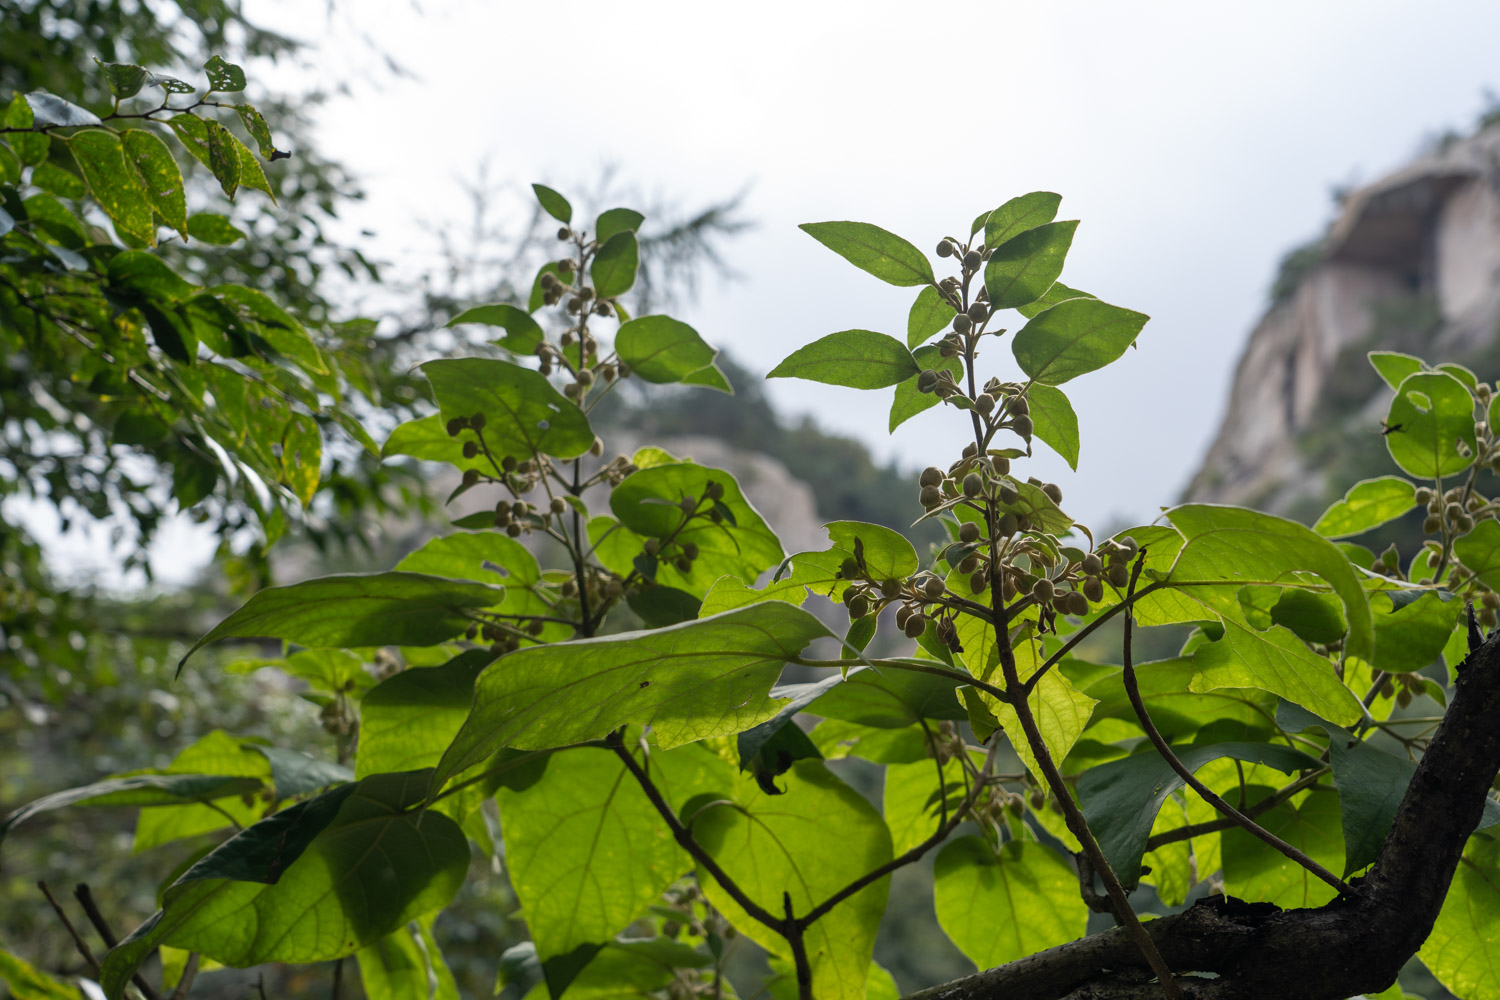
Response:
[907, 285, 956, 348]
[934, 838, 1086, 970]
[1027, 383, 1079, 470]
[1385, 371, 1476, 479]
[591, 230, 638, 299]
[617, 315, 725, 389]
[1011, 297, 1148, 386]
[983, 220, 1077, 309]
[418, 358, 595, 461]
[179, 572, 505, 667]
[65, 129, 154, 244]
[447, 302, 544, 355]
[532, 183, 571, 224]
[799, 221, 934, 287]
[769, 330, 918, 389]
[983, 192, 1062, 251]
[1313, 477, 1417, 538]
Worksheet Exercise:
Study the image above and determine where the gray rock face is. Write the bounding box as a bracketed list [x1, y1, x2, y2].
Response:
[1185, 126, 1500, 511]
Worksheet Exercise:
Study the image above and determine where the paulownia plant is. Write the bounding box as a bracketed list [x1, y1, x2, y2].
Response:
[6, 178, 1500, 1000]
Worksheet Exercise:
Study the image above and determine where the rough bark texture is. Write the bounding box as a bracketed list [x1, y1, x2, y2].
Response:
[905, 631, 1500, 1000]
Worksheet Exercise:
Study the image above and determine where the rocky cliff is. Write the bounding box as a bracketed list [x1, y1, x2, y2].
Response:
[1184, 123, 1500, 516]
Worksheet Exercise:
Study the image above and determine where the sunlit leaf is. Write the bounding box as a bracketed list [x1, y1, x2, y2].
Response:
[769, 330, 918, 389]
[934, 838, 1086, 970]
[799, 221, 934, 287]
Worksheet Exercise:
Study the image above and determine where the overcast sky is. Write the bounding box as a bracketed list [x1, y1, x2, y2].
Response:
[25, 0, 1500, 588]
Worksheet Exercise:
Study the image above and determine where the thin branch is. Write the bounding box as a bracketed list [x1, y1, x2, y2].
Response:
[37, 881, 100, 977]
[1144, 767, 1330, 851]
[168, 953, 201, 1000]
[797, 743, 991, 929]
[607, 730, 784, 933]
[1119, 553, 1353, 897]
[74, 884, 162, 1000]
[792, 655, 1011, 705]
[784, 893, 813, 1000]
[1020, 581, 1167, 697]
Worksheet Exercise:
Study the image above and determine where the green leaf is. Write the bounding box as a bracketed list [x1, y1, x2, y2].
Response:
[799, 221, 934, 287]
[1081, 658, 1277, 745]
[234, 104, 276, 159]
[1313, 477, 1418, 538]
[1015, 281, 1095, 320]
[24, 92, 100, 127]
[1385, 371, 1477, 479]
[1011, 297, 1148, 386]
[447, 302, 543, 355]
[1166, 504, 1374, 665]
[202, 119, 241, 198]
[108, 250, 197, 300]
[1368, 351, 1424, 390]
[628, 586, 702, 628]
[1, 773, 264, 850]
[933, 838, 1087, 970]
[5, 95, 49, 165]
[532, 183, 572, 224]
[1418, 835, 1500, 1000]
[591, 230, 639, 299]
[179, 572, 505, 667]
[166, 114, 211, 168]
[0, 949, 84, 999]
[890, 343, 961, 432]
[186, 212, 246, 245]
[100, 773, 466, 1000]
[983, 220, 1078, 309]
[31, 161, 85, 198]
[211, 284, 326, 373]
[357, 915, 457, 1000]
[151, 74, 196, 95]
[693, 760, 891, 1000]
[802, 664, 965, 728]
[381, 415, 487, 476]
[250, 747, 351, 799]
[609, 463, 784, 597]
[1457, 519, 1500, 592]
[617, 315, 725, 388]
[769, 330, 918, 389]
[432, 603, 832, 791]
[595, 206, 644, 244]
[96, 59, 150, 99]
[122, 129, 187, 236]
[418, 358, 595, 461]
[884, 754, 970, 855]
[1223, 790, 1344, 908]
[64, 129, 155, 244]
[1027, 383, 1080, 470]
[357, 651, 490, 778]
[1371, 590, 1459, 674]
[203, 55, 247, 93]
[133, 730, 274, 852]
[1077, 741, 1319, 889]
[907, 285, 956, 348]
[983, 192, 1062, 251]
[498, 744, 703, 967]
[1190, 619, 1363, 726]
[234, 128, 275, 200]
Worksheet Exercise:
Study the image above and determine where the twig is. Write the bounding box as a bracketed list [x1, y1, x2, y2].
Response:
[1144, 766, 1330, 851]
[168, 953, 200, 1000]
[75, 884, 162, 1000]
[37, 881, 100, 976]
[1119, 553, 1354, 897]
[607, 730, 782, 932]
[1019, 580, 1167, 697]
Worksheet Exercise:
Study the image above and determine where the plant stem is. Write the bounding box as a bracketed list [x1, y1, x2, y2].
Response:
[1120, 553, 1353, 896]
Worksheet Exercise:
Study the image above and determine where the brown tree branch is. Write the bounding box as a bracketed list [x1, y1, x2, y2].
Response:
[905, 616, 1500, 1000]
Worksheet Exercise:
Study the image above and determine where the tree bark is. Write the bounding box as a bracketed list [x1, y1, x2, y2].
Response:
[906, 630, 1500, 1000]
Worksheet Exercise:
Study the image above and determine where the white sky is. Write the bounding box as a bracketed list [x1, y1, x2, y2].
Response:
[23, 0, 1500, 589]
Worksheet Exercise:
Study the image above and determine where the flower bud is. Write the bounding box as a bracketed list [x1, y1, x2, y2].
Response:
[998, 512, 1020, 536]
[920, 466, 944, 488]
[1065, 591, 1090, 616]
[923, 577, 946, 599]
[881, 578, 902, 599]
[903, 613, 927, 638]
[963, 472, 984, 498]
[1083, 576, 1104, 603]
[997, 482, 1019, 505]
[558, 226, 572, 241]
[704, 481, 725, 501]
[953, 314, 972, 334]
[1107, 563, 1130, 588]
[590, 436, 604, 457]
[975, 393, 995, 415]
[446, 417, 466, 437]
[959, 521, 981, 543]
[1012, 415, 1034, 438]
[462, 468, 480, 487]
[917, 370, 940, 393]
[462, 441, 479, 459]
[841, 557, 861, 579]
[963, 249, 982, 269]
[1042, 483, 1063, 504]
[920, 485, 943, 508]
[1031, 578, 1055, 602]
[849, 595, 870, 618]
[969, 570, 988, 593]
[967, 302, 988, 323]
[1081, 553, 1103, 575]
[550, 497, 567, 515]
[936, 240, 955, 258]
[644, 538, 661, 556]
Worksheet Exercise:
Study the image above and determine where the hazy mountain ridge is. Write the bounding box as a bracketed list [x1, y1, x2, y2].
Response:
[1185, 122, 1500, 518]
